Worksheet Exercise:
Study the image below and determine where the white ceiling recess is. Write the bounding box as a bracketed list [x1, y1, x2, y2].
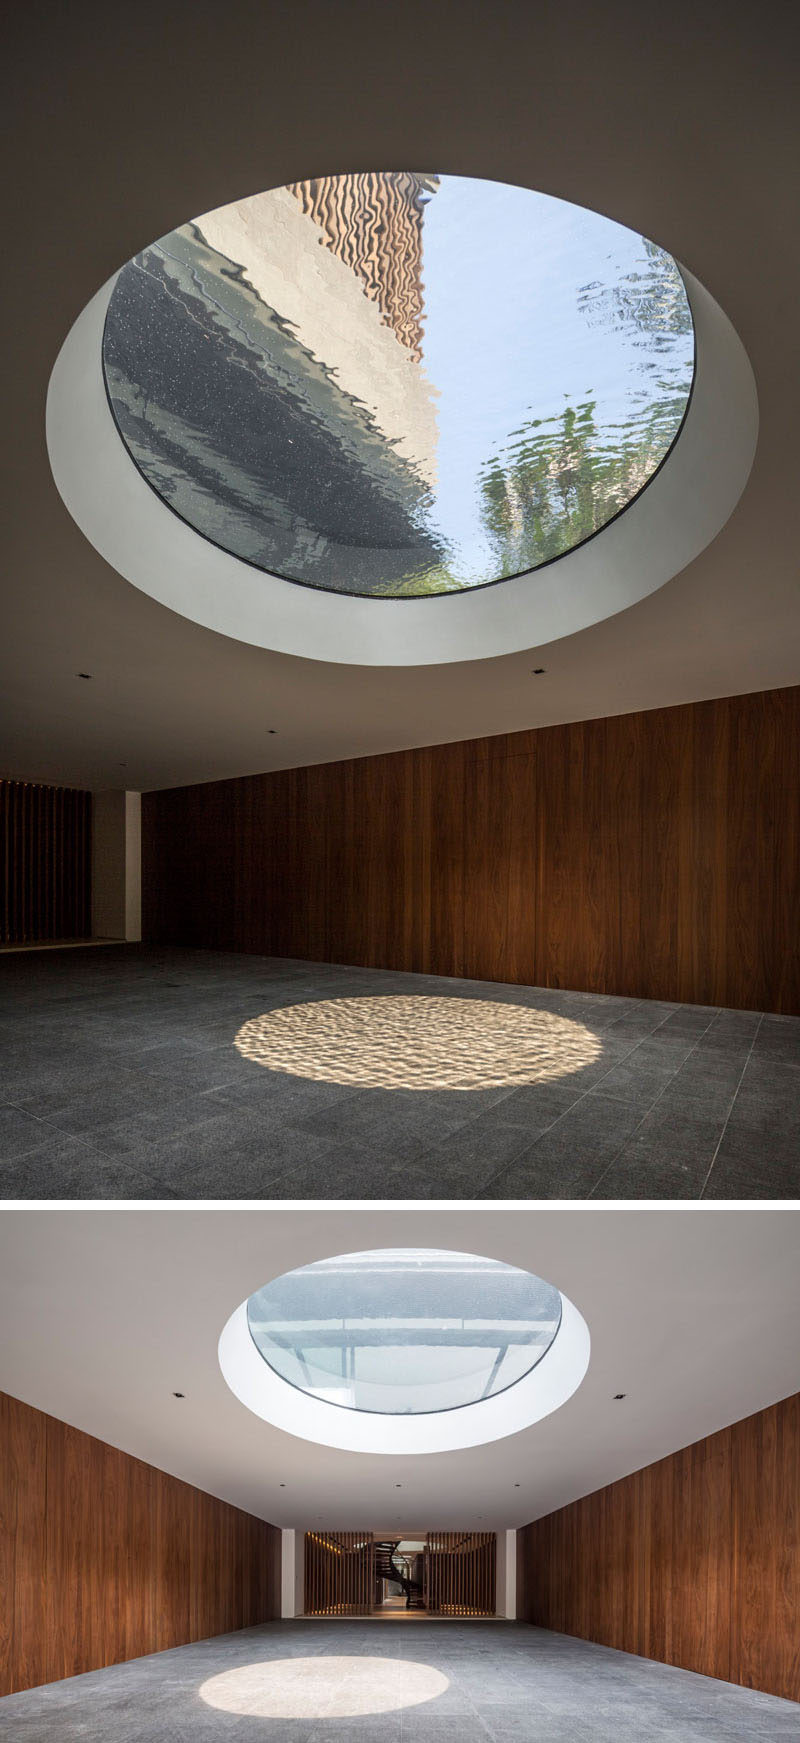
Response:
[1, 2, 799, 791]
[0, 1205, 797, 1531]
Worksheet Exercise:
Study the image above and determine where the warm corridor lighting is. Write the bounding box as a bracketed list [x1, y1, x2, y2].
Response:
[234, 995, 601, 1090]
[199, 1655, 450, 1717]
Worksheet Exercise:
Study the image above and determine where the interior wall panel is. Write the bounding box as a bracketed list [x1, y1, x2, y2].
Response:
[0, 1391, 280, 1697]
[0, 779, 92, 945]
[516, 1393, 800, 1703]
[304, 1532, 374, 1616]
[426, 1532, 496, 1615]
[142, 686, 800, 1014]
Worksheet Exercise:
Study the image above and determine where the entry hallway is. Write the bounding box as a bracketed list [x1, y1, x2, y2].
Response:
[1, 946, 798, 1199]
[0, 1620, 796, 1742]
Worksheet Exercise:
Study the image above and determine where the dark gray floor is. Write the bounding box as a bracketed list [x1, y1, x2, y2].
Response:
[1, 946, 797, 1199]
[1, 1619, 797, 1741]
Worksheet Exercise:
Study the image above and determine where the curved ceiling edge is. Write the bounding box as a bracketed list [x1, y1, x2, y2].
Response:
[218, 1292, 590, 1454]
[47, 267, 757, 668]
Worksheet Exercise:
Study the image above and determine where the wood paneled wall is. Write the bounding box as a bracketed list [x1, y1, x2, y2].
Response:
[0, 1391, 280, 1697]
[304, 1531, 374, 1615]
[1, 780, 92, 945]
[516, 1392, 800, 1703]
[142, 686, 800, 1014]
[426, 1531, 496, 1615]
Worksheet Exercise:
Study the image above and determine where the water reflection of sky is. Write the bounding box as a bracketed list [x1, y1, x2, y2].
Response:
[104, 173, 693, 596]
[418, 176, 692, 578]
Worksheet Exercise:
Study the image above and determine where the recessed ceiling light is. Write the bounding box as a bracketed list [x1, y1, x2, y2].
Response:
[531, 667, 546, 674]
[613, 1393, 627, 1400]
[279, 1482, 286, 1488]
[76, 672, 92, 680]
[172, 1391, 185, 1398]
[268, 729, 277, 734]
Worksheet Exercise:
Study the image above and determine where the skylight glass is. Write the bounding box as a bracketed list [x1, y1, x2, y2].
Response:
[246, 1248, 562, 1414]
[102, 172, 694, 598]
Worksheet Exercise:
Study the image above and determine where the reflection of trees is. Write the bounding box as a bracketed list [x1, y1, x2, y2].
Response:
[577, 237, 692, 346]
[478, 389, 687, 572]
[479, 239, 693, 575]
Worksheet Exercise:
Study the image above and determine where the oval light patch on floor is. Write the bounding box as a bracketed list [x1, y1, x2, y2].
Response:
[199, 1654, 450, 1717]
[234, 994, 601, 1090]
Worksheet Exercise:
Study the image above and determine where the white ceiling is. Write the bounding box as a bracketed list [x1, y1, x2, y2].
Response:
[1, 1206, 797, 1531]
[2, 2, 799, 792]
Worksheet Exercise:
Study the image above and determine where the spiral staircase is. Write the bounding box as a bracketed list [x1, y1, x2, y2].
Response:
[373, 1539, 425, 1610]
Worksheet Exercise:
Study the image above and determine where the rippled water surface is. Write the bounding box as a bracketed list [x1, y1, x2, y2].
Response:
[103, 172, 695, 596]
[246, 1247, 563, 1414]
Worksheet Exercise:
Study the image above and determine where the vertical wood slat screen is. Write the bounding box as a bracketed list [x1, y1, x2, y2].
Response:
[0, 780, 92, 945]
[304, 1532, 374, 1615]
[425, 1533, 496, 1615]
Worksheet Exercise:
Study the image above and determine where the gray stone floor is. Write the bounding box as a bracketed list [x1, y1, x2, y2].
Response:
[0, 946, 797, 1199]
[0, 1619, 797, 1741]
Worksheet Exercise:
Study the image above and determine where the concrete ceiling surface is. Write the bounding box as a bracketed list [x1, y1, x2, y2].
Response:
[0, 1205, 797, 1530]
[1, 1, 799, 792]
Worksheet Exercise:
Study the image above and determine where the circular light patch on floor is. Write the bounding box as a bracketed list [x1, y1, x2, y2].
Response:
[234, 994, 601, 1089]
[199, 1655, 449, 1717]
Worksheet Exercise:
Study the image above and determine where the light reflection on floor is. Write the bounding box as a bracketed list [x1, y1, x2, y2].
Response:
[234, 995, 601, 1090]
[199, 1654, 450, 1717]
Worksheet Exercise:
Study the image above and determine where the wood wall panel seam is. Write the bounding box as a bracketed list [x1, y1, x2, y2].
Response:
[141, 687, 800, 1014]
[0, 1390, 280, 1697]
[516, 1393, 800, 1703]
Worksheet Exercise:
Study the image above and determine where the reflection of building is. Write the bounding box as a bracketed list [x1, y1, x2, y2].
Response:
[104, 188, 444, 593]
[288, 172, 439, 360]
[102, 176, 446, 594]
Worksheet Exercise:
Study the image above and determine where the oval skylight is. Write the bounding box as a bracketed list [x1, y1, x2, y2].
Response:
[245, 1248, 562, 1415]
[102, 171, 694, 599]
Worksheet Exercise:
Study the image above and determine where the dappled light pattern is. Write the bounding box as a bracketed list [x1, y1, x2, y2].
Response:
[199, 1655, 449, 1717]
[234, 995, 601, 1089]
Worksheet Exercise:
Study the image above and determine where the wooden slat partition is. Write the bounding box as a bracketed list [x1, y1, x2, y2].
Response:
[516, 1392, 800, 1703]
[142, 686, 800, 1014]
[0, 779, 92, 945]
[304, 1531, 374, 1615]
[425, 1532, 496, 1615]
[0, 1391, 280, 1697]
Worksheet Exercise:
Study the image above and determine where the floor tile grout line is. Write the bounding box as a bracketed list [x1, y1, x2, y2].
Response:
[478, 1009, 720, 1195]
[698, 1012, 765, 1199]
[586, 1017, 736, 1198]
[5, 1006, 715, 1187]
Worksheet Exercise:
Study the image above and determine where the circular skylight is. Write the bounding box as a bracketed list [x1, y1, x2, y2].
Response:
[245, 1248, 562, 1415]
[102, 171, 694, 599]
